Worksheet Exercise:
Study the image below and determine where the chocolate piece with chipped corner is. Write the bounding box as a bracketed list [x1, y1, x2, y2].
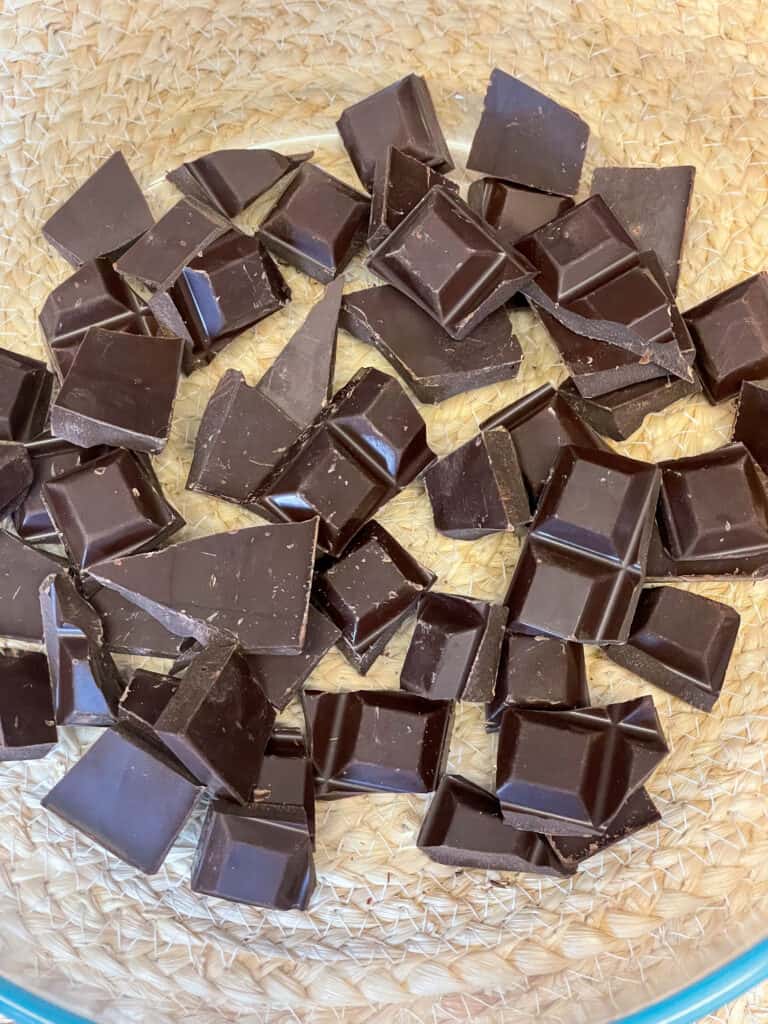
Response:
[548, 786, 661, 869]
[467, 69, 589, 196]
[495, 697, 668, 834]
[400, 592, 508, 702]
[0, 347, 54, 443]
[42, 726, 202, 874]
[259, 163, 370, 283]
[367, 187, 536, 340]
[559, 374, 699, 442]
[88, 586, 191, 659]
[336, 74, 453, 192]
[504, 445, 661, 644]
[417, 774, 571, 876]
[313, 520, 436, 673]
[40, 573, 123, 727]
[0, 442, 32, 517]
[0, 651, 58, 761]
[118, 668, 181, 747]
[191, 800, 315, 910]
[42, 152, 154, 267]
[340, 286, 522, 403]
[51, 329, 183, 453]
[0, 531, 65, 642]
[424, 428, 529, 540]
[87, 519, 318, 655]
[467, 178, 574, 246]
[167, 149, 311, 217]
[303, 688, 453, 797]
[734, 379, 768, 473]
[368, 147, 459, 248]
[255, 728, 315, 841]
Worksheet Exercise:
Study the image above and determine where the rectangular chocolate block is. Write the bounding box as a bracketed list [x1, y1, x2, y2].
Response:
[0, 347, 54, 443]
[0, 531, 65, 642]
[0, 651, 58, 760]
[368, 146, 459, 248]
[559, 374, 699, 442]
[467, 177, 574, 247]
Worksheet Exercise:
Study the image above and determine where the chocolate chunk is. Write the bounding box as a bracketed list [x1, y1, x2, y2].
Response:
[603, 586, 740, 712]
[467, 69, 589, 196]
[368, 187, 535, 340]
[336, 74, 453, 192]
[42, 152, 154, 267]
[733, 379, 768, 472]
[259, 163, 370, 283]
[255, 728, 315, 841]
[481, 384, 607, 505]
[487, 632, 589, 729]
[683, 272, 768, 402]
[0, 347, 54, 443]
[118, 668, 181, 746]
[39, 259, 156, 381]
[191, 800, 315, 910]
[0, 442, 32, 516]
[417, 774, 570, 875]
[42, 727, 202, 873]
[340, 286, 522, 403]
[467, 178, 574, 246]
[303, 688, 453, 797]
[495, 697, 668, 834]
[155, 640, 275, 803]
[0, 531, 65, 642]
[40, 574, 123, 727]
[368, 147, 459, 248]
[591, 166, 695, 293]
[88, 519, 318, 654]
[400, 593, 508, 701]
[313, 520, 436, 673]
[42, 448, 184, 569]
[51, 329, 183, 453]
[89, 586, 190, 658]
[167, 149, 311, 217]
[548, 787, 661, 869]
[559, 374, 699, 442]
[114, 197, 230, 292]
[0, 651, 58, 761]
[424, 428, 529, 539]
[504, 445, 660, 643]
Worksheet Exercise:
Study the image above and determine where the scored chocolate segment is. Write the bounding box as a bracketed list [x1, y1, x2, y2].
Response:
[467, 69, 589, 196]
[559, 375, 699, 443]
[467, 178, 574, 246]
[255, 728, 316, 842]
[303, 688, 454, 797]
[0, 442, 32, 517]
[733, 379, 768, 472]
[0, 531, 65, 642]
[368, 147, 459, 248]
[0, 651, 58, 761]
[548, 786, 661, 869]
[504, 445, 661, 644]
[0, 347, 54, 443]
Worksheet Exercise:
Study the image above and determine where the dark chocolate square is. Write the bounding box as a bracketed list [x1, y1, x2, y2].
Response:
[468, 178, 574, 246]
[0, 651, 58, 760]
[368, 146, 458, 248]
[0, 347, 54, 443]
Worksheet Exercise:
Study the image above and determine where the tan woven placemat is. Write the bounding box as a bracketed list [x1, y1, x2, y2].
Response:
[2, 2, 768, 1022]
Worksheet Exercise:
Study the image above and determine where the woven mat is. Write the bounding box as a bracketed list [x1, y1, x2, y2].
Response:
[2, 2, 768, 1022]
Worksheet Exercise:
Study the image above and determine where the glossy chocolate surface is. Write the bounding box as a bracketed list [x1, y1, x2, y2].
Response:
[0, 347, 54, 443]
[368, 147, 458, 248]
[559, 374, 699, 442]
[0, 651, 58, 761]
[0, 531, 65, 642]
[468, 178, 574, 246]
[87, 585, 191, 659]
[118, 668, 181, 746]
[733, 378, 768, 472]
[548, 786, 661, 869]
[0, 442, 32, 517]
[255, 728, 315, 841]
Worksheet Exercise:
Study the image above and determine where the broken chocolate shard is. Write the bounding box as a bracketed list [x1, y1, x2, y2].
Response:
[303, 688, 453, 797]
[559, 374, 699, 442]
[467, 178, 574, 246]
[368, 147, 459, 248]
[89, 586, 191, 659]
[167, 149, 311, 217]
[119, 668, 181, 747]
[548, 787, 661, 869]
[0, 347, 54, 444]
[467, 69, 589, 196]
[0, 442, 32, 517]
[733, 378, 768, 473]
[255, 727, 315, 841]
[0, 651, 58, 761]
[87, 519, 318, 655]
[340, 285, 522, 404]
[42, 152, 154, 267]
[0, 531, 65, 642]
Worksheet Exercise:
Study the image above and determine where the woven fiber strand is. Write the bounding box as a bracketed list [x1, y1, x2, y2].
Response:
[2, 1, 768, 1022]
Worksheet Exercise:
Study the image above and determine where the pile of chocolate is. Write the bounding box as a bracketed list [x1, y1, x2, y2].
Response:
[1, 67, 763, 912]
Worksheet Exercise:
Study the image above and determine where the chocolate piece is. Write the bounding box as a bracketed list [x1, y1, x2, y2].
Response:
[42, 152, 154, 267]
[255, 367, 435, 557]
[495, 697, 668, 834]
[303, 688, 453, 797]
[368, 147, 459, 248]
[336, 74, 453, 192]
[603, 586, 740, 712]
[0, 442, 32, 516]
[191, 800, 315, 910]
[259, 163, 370, 283]
[89, 586, 190, 658]
[591, 166, 695, 293]
[487, 632, 589, 729]
[417, 774, 570, 875]
[548, 787, 661, 869]
[481, 384, 607, 505]
[0, 347, 54, 443]
[255, 728, 315, 841]
[88, 519, 318, 654]
[340, 286, 522, 403]
[39, 259, 156, 381]
[504, 445, 660, 643]
[684, 272, 768, 403]
[559, 374, 699, 442]
[43, 448, 183, 569]
[119, 668, 181, 746]
[167, 149, 311, 217]
[0, 651, 58, 760]
[0, 531, 65, 642]
[314, 520, 436, 673]
[468, 178, 574, 246]
[400, 593, 508, 701]
[40, 573, 123, 727]
[42, 727, 202, 873]
[734, 379, 768, 472]
[51, 328, 183, 453]
[424, 428, 529, 539]
[467, 69, 589, 196]
[155, 640, 275, 803]
[114, 197, 230, 292]
[367, 187, 535, 341]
